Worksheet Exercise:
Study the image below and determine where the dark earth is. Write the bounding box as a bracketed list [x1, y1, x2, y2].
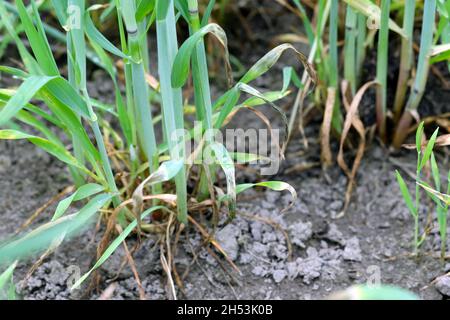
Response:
[0, 0, 450, 300]
[1, 124, 450, 300]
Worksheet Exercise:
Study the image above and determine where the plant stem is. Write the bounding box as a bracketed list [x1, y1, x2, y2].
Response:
[328, 0, 342, 133]
[393, 0, 416, 123]
[83, 89, 120, 206]
[285, 0, 330, 150]
[67, 0, 120, 205]
[156, 0, 188, 223]
[393, 0, 437, 147]
[66, 0, 87, 186]
[414, 165, 421, 255]
[356, 13, 367, 85]
[64, 0, 120, 206]
[375, 0, 390, 143]
[187, 0, 217, 200]
[344, 5, 357, 95]
[121, 0, 157, 170]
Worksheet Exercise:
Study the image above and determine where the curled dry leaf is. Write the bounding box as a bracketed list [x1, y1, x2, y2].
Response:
[406, 113, 450, 134]
[321, 87, 336, 168]
[241, 43, 317, 92]
[235, 181, 297, 214]
[132, 160, 183, 230]
[337, 80, 378, 217]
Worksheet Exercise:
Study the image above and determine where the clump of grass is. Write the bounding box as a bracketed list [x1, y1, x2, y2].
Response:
[393, 0, 438, 147]
[185, 0, 217, 201]
[287, 0, 449, 151]
[395, 122, 441, 255]
[282, 0, 450, 217]
[415, 132, 450, 260]
[155, 0, 188, 223]
[0, 0, 312, 295]
[393, 0, 416, 123]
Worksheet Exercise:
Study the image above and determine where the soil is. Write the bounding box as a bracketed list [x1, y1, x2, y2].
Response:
[2, 127, 450, 300]
[1, 0, 450, 301]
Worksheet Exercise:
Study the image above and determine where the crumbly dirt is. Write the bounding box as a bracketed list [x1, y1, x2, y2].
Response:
[1, 131, 449, 300]
[1, 0, 450, 301]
